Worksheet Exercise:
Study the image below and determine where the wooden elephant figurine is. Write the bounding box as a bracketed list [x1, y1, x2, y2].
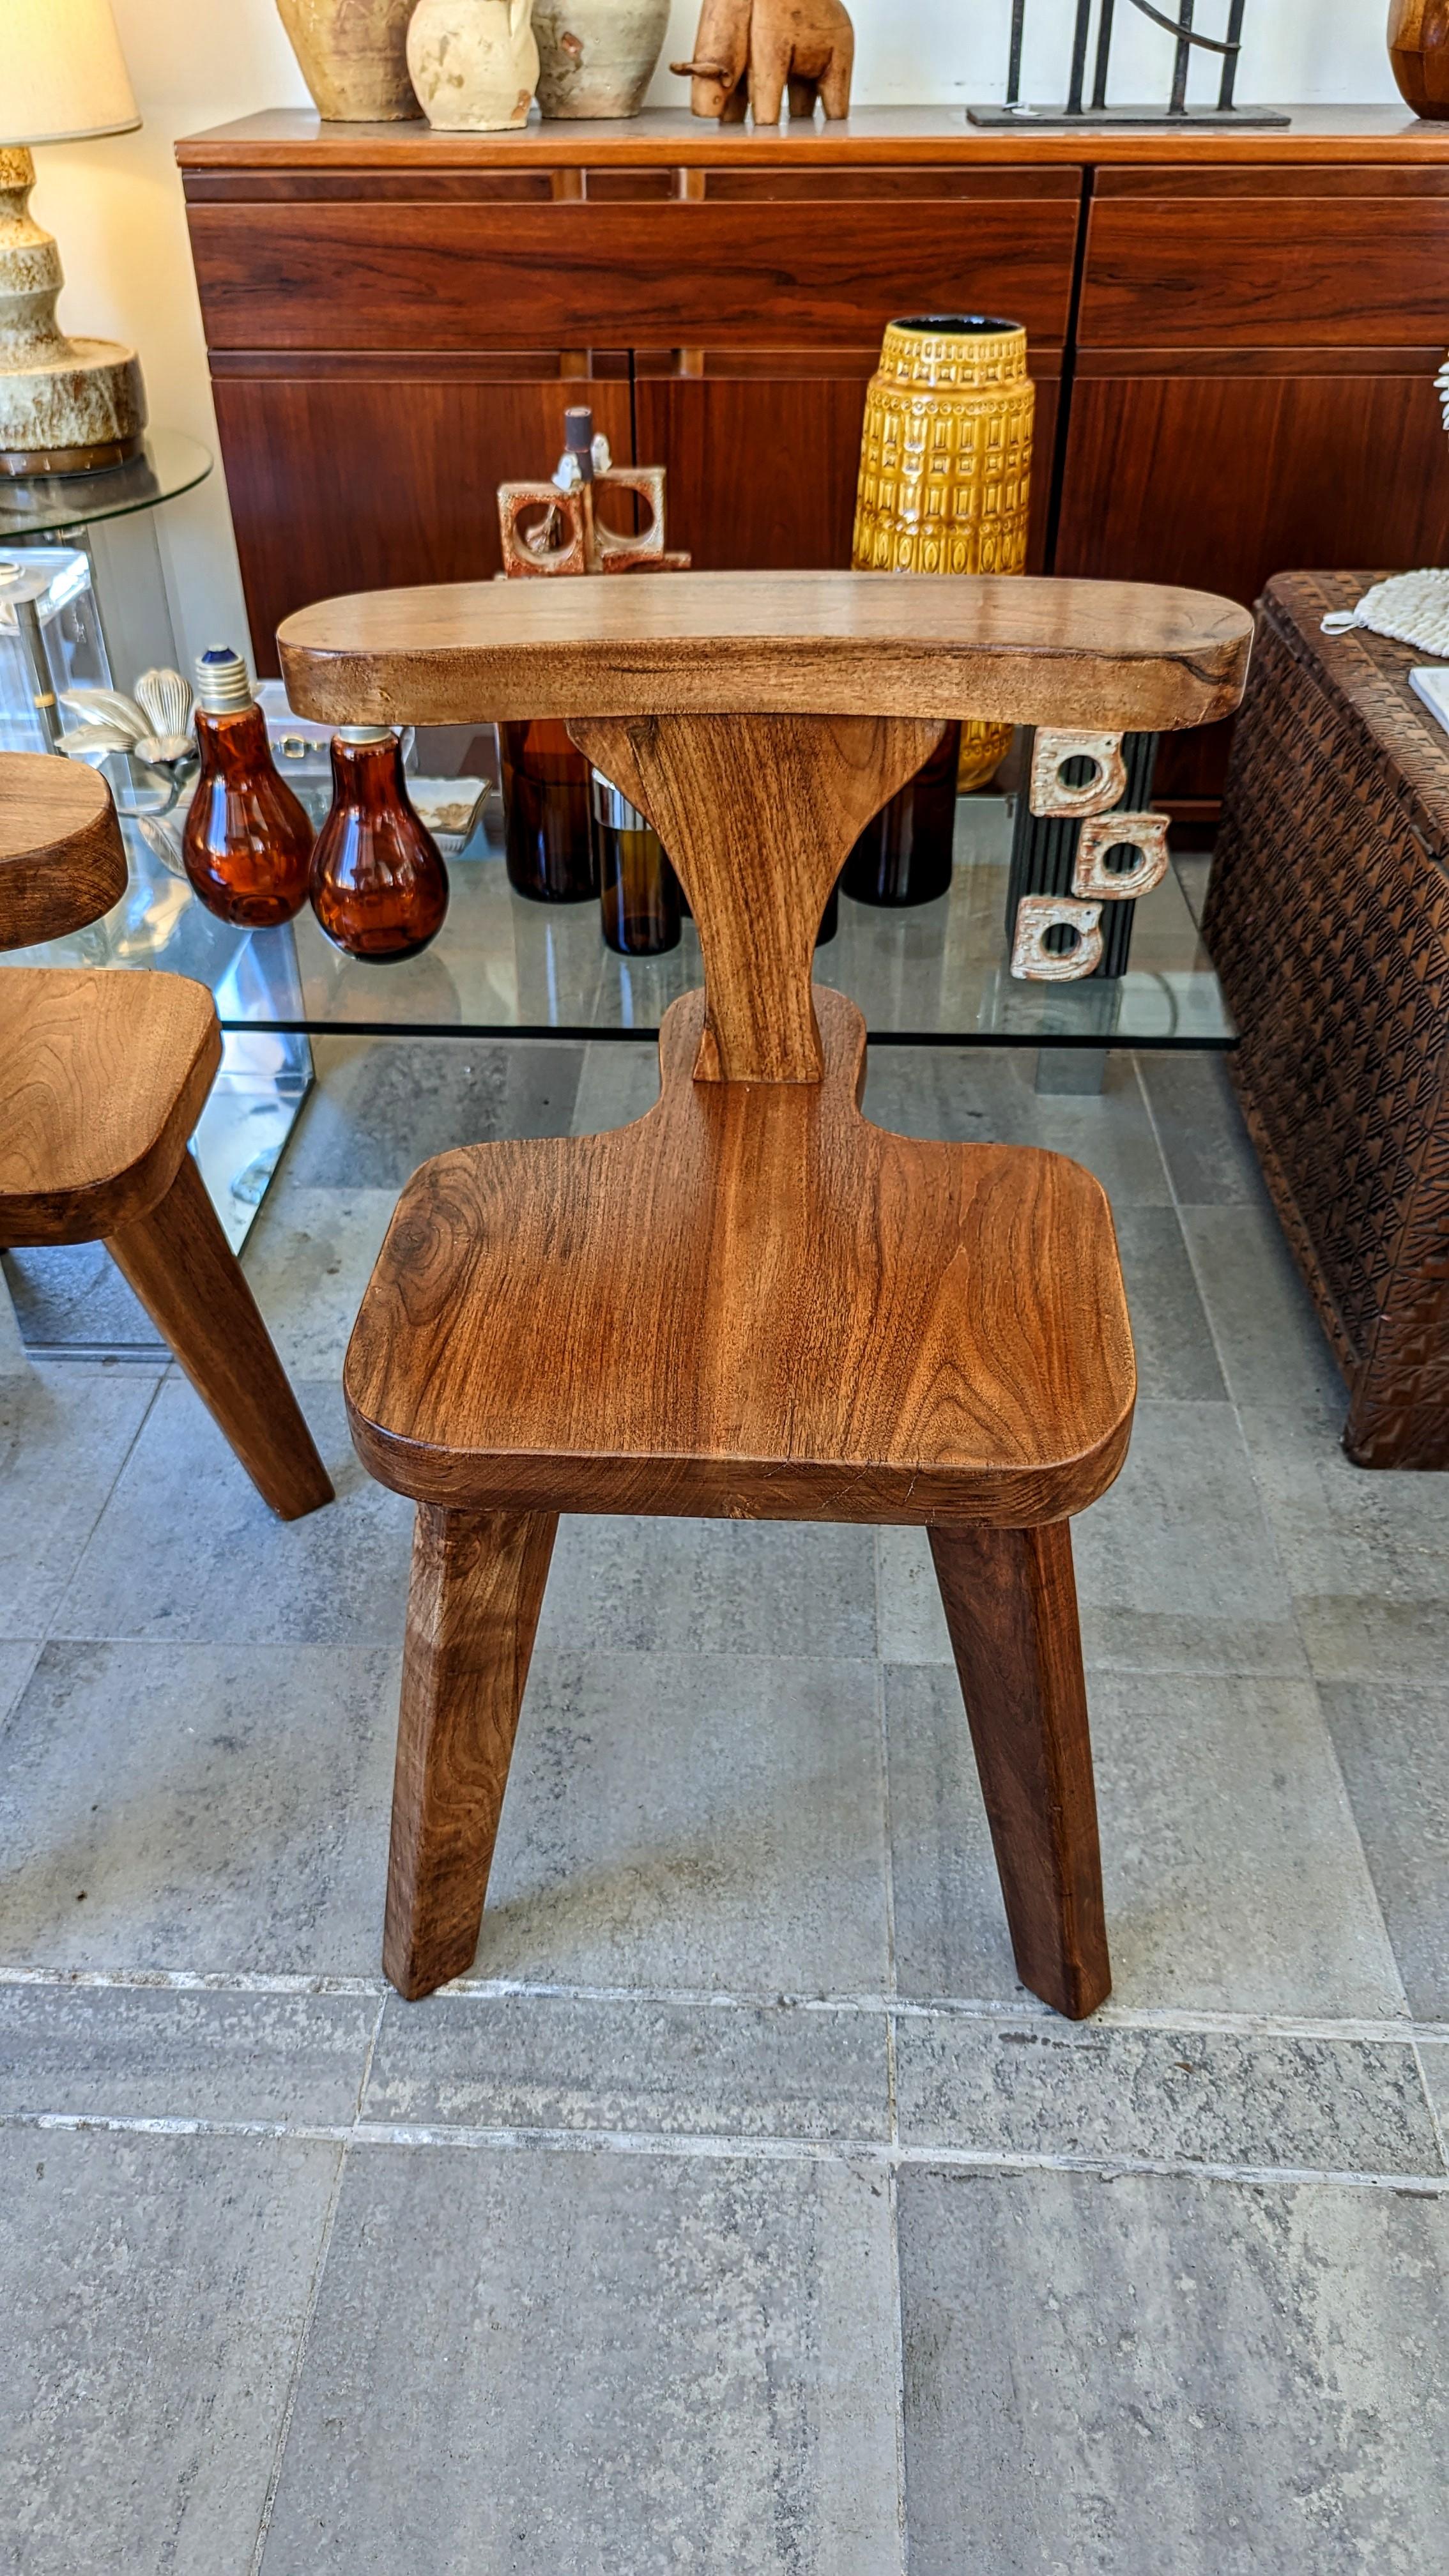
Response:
[671, 0, 854, 123]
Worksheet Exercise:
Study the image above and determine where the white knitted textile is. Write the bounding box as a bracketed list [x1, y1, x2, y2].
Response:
[1321, 570, 1449, 660]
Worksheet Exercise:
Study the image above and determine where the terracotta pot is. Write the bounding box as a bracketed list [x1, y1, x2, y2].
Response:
[533, 0, 669, 117]
[275, 0, 420, 119]
[408, 0, 540, 130]
[1388, 0, 1449, 117]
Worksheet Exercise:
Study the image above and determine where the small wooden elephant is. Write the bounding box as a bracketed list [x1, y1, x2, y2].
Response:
[672, 0, 854, 123]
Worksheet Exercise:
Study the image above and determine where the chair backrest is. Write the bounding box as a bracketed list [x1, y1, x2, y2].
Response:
[0, 753, 127, 954]
[280, 571, 1253, 1084]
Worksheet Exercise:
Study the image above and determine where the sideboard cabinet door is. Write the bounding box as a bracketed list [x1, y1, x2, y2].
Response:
[1055, 167, 1449, 805]
[208, 361, 634, 677]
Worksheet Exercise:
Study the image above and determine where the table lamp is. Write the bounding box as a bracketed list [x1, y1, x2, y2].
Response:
[1, 0, 146, 477]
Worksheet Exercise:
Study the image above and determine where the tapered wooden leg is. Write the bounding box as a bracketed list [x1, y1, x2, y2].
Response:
[928, 1521, 1110, 2020]
[384, 1503, 558, 2000]
[105, 1149, 333, 1521]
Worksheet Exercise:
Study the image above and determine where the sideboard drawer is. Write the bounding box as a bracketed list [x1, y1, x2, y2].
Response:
[1080, 169, 1449, 346]
[185, 192, 1080, 351]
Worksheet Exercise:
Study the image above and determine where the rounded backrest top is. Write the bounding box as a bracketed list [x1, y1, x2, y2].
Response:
[0, 753, 128, 954]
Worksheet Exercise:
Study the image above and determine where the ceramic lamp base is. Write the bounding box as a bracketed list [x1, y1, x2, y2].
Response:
[0, 340, 146, 478]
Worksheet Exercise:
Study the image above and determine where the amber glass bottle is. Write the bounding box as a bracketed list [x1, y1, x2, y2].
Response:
[182, 648, 313, 926]
[592, 772, 681, 956]
[841, 721, 963, 907]
[499, 717, 597, 901]
[309, 728, 450, 963]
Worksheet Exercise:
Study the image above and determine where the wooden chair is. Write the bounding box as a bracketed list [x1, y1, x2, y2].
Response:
[280, 571, 1252, 2014]
[0, 753, 332, 1521]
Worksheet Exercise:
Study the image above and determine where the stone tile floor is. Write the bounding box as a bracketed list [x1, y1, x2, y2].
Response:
[1, 1031, 1445, 2573]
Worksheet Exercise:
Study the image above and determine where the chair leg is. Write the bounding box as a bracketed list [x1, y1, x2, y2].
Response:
[105, 1149, 333, 1521]
[928, 1520, 1110, 2020]
[384, 1503, 558, 2000]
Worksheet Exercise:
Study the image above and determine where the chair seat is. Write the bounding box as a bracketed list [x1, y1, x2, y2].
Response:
[0, 967, 220, 1244]
[344, 988, 1136, 1526]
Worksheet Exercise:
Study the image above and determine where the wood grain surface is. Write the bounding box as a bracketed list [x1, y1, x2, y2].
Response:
[107, 1149, 334, 1522]
[344, 982, 1137, 1526]
[279, 571, 1253, 730]
[0, 967, 220, 1242]
[0, 755, 127, 953]
[383, 1505, 558, 1998]
[930, 1521, 1109, 2019]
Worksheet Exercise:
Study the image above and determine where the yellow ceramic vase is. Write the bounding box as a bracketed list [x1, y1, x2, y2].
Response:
[853, 316, 1034, 790]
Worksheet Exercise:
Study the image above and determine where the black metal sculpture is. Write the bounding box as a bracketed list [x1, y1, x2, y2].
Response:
[968, 0, 1289, 128]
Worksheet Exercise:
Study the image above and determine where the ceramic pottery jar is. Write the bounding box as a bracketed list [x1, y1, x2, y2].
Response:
[275, 0, 420, 119]
[854, 316, 1034, 793]
[408, 0, 540, 130]
[533, 0, 669, 115]
[1388, 0, 1449, 116]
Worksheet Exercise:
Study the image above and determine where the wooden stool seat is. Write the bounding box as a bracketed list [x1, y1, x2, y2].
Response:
[281, 571, 1254, 2016]
[347, 985, 1134, 1526]
[0, 751, 332, 1523]
[0, 967, 219, 1243]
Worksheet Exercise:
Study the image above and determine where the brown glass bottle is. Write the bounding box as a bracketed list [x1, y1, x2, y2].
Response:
[500, 717, 597, 901]
[841, 721, 963, 907]
[592, 772, 681, 956]
[309, 728, 449, 963]
[182, 648, 313, 927]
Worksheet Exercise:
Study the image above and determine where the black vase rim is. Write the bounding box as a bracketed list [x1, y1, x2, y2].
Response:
[891, 314, 1022, 335]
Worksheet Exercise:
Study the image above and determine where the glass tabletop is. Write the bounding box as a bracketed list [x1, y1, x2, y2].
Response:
[0, 431, 213, 539]
[4, 791, 1234, 1052]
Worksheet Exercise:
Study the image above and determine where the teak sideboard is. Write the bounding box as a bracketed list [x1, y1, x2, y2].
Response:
[177, 105, 1449, 810]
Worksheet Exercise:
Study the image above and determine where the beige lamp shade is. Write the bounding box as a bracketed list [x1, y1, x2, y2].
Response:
[3, 0, 141, 145]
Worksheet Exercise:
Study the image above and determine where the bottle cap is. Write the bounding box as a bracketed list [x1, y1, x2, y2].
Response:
[334, 724, 395, 745]
[193, 647, 254, 714]
[562, 405, 595, 483]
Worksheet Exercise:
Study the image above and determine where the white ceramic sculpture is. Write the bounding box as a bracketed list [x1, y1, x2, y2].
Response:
[407, 0, 540, 129]
[533, 0, 669, 116]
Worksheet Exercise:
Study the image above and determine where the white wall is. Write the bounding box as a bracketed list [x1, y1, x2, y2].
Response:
[26, 0, 1402, 678]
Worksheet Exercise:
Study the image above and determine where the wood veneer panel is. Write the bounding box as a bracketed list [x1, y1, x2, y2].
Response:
[1055, 365, 1449, 797]
[186, 198, 1079, 349]
[636, 362, 1059, 574]
[210, 371, 632, 677]
[1081, 195, 1449, 344]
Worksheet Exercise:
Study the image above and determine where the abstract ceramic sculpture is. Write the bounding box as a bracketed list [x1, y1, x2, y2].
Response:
[854, 316, 1034, 794]
[671, 0, 853, 122]
[1388, 0, 1449, 118]
[408, 0, 539, 128]
[275, 0, 419, 119]
[533, 0, 669, 114]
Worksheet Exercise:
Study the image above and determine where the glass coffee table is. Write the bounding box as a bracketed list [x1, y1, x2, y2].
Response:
[4, 787, 1232, 1255]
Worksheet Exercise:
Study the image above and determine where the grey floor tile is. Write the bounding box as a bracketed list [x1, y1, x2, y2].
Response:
[540, 1515, 877, 1657]
[0, 1641, 39, 1735]
[260, 2142, 901, 2576]
[0, 1982, 378, 2124]
[1111, 1206, 1227, 1401]
[1419, 2044, 1449, 2135]
[1181, 1199, 1344, 1411]
[1241, 1399, 1449, 1683]
[366, 1992, 890, 2142]
[898, 2164, 1448, 2576]
[288, 1034, 584, 1185]
[1, 1241, 162, 1354]
[1319, 1679, 1449, 2020]
[466, 1648, 891, 1995]
[240, 1186, 397, 1378]
[887, 1665, 1406, 2017]
[0, 1641, 396, 1976]
[0, 1363, 162, 1639]
[862, 1043, 1172, 1204]
[1138, 1047, 1265, 1205]
[53, 1377, 412, 1645]
[570, 1038, 661, 1134]
[877, 1404, 1308, 1676]
[0, 2126, 339, 2576]
[1172, 849, 1213, 926]
[894, 2017, 1441, 2177]
[0, 1265, 26, 1371]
